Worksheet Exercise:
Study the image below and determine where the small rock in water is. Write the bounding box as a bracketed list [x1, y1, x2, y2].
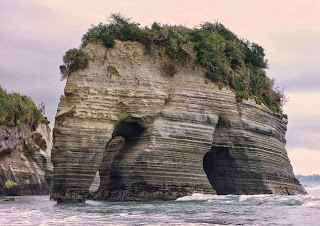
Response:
[4, 197, 15, 201]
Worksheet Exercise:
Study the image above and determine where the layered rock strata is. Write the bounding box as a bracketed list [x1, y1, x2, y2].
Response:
[0, 122, 53, 196]
[51, 41, 305, 203]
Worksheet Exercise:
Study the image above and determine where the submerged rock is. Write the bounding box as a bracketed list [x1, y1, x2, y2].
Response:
[51, 41, 305, 203]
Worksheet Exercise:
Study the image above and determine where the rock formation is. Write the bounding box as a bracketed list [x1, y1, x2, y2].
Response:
[51, 41, 306, 203]
[0, 122, 53, 196]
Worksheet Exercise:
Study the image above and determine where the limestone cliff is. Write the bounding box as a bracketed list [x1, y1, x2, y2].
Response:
[0, 122, 53, 196]
[51, 40, 305, 203]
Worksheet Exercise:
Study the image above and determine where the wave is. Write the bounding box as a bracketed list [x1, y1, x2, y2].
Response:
[175, 193, 225, 201]
[85, 200, 104, 206]
[176, 192, 320, 208]
[1, 193, 320, 225]
[303, 200, 320, 207]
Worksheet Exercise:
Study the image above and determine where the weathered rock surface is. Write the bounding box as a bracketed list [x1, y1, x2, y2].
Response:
[51, 41, 306, 203]
[0, 122, 53, 196]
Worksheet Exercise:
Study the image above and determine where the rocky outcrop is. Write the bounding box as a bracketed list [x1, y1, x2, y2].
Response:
[51, 41, 305, 203]
[0, 122, 53, 196]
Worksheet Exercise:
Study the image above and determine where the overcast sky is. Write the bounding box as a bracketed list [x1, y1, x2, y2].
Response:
[1, 0, 319, 175]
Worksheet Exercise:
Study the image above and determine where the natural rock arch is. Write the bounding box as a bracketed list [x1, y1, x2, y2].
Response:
[95, 117, 150, 200]
[50, 41, 305, 203]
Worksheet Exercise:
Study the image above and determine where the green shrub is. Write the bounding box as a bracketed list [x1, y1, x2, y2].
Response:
[263, 94, 271, 106]
[25, 142, 39, 160]
[5, 180, 17, 189]
[236, 91, 249, 102]
[81, 23, 115, 48]
[164, 62, 177, 76]
[255, 97, 262, 105]
[55, 107, 76, 126]
[60, 49, 88, 80]
[206, 71, 220, 82]
[270, 105, 281, 113]
[33, 133, 47, 150]
[244, 43, 268, 69]
[218, 83, 225, 90]
[107, 65, 120, 77]
[101, 35, 115, 47]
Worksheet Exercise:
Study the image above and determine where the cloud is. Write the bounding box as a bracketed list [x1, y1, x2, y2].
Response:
[285, 91, 320, 117]
[286, 125, 320, 151]
[265, 31, 320, 91]
[287, 148, 320, 175]
[283, 91, 320, 151]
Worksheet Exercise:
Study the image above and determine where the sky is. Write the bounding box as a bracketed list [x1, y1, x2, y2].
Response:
[0, 0, 319, 175]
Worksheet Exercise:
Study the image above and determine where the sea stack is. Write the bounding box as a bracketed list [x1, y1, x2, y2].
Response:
[51, 39, 305, 203]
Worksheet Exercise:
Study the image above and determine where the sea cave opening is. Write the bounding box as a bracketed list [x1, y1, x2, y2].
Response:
[90, 118, 147, 198]
[202, 116, 240, 194]
[203, 146, 238, 194]
[202, 116, 270, 195]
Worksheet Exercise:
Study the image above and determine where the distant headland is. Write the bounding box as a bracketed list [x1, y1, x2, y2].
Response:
[296, 174, 320, 182]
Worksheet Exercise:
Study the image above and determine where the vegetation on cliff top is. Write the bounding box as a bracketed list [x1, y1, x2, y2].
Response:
[0, 86, 47, 129]
[59, 48, 88, 80]
[60, 13, 285, 113]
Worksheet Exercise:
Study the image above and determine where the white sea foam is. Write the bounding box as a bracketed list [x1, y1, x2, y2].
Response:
[85, 200, 103, 206]
[303, 200, 320, 207]
[175, 193, 217, 201]
[238, 195, 250, 202]
[176, 193, 272, 203]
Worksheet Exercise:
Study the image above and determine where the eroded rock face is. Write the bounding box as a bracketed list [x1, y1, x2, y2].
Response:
[0, 122, 53, 196]
[51, 41, 305, 203]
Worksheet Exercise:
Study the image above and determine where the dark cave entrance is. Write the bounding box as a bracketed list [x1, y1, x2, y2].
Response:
[203, 116, 245, 194]
[203, 116, 237, 194]
[93, 118, 147, 198]
[203, 146, 239, 194]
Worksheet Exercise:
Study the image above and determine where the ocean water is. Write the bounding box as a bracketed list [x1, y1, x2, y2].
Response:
[1, 182, 320, 226]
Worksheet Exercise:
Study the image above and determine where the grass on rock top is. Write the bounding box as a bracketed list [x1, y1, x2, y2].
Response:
[0, 86, 46, 129]
[60, 13, 285, 113]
